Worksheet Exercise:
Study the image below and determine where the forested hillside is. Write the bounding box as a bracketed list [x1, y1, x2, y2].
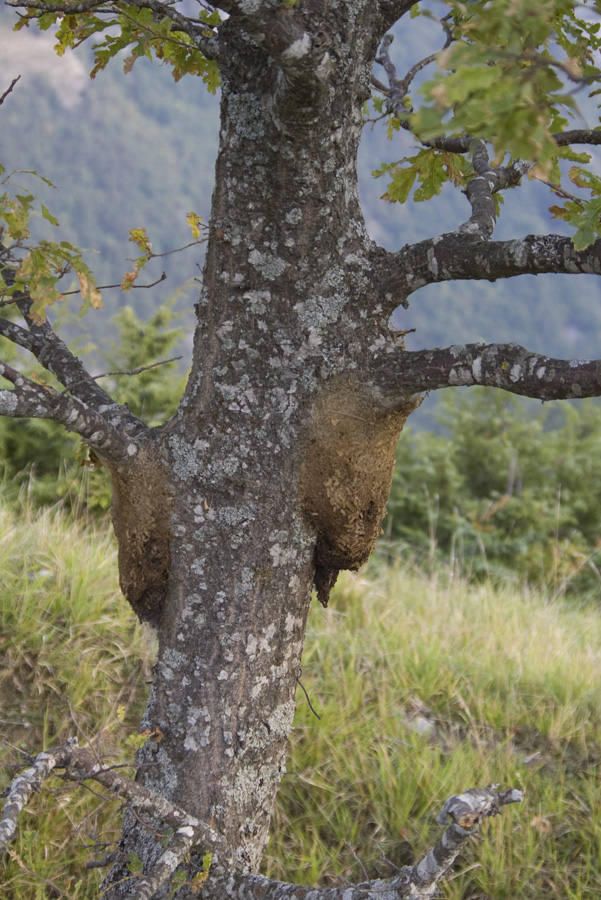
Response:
[2, 8, 601, 365]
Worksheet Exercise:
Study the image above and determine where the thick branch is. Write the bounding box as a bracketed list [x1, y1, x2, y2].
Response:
[10, 298, 146, 436]
[0, 257, 146, 435]
[229, 786, 521, 900]
[378, 1, 420, 32]
[375, 342, 601, 401]
[378, 233, 601, 307]
[0, 361, 140, 460]
[14, 325, 139, 430]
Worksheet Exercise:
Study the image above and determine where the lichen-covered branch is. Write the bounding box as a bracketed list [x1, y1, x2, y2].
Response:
[11, 296, 146, 436]
[375, 342, 601, 401]
[376, 33, 441, 114]
[455, 141, 530, 239]
[377, 233, 601, 309]
[0, 743, 67, 856]
[225, 786, 521, 900]
[0, 255, 145, 435]
[1, 738, 226, 899]
[1, 742, 520, 900]
[6, 0, 219, 59]
[0, 360, 141, 460]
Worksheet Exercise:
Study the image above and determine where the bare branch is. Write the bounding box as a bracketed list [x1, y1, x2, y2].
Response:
[0, 316, 37, 352]
[553, 129, 601, 146]
[0, 290, 147, 435]
[228, 785, 521, 900]
[0, 76, 21, 107]
[1, 738, 521, 900]
[0, 740, 70, 855]
[1, 738, 226, 899]
[376, 26, 452, 116]
[379, 233, 601, 309]
[375, 342, 601, 401]
[60, 355, 183, 395]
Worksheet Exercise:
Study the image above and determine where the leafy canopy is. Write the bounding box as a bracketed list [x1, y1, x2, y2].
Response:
[15, 5, 221, 88]
[370, 0, 601, 247]
[5, 0, 601, 311]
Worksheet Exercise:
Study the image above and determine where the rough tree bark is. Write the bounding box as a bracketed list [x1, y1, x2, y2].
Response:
[1, 1, 601, 898]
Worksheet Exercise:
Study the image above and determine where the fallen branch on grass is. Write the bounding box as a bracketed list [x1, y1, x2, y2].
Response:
[0, 738, 522, 900]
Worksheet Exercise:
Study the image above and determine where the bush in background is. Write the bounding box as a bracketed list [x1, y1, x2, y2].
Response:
[386, 390, 601, 597]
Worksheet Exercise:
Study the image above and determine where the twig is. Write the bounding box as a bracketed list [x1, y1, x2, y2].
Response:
[296, 667, 321, 720]
[2, 272, 168, 307]
[85, 851, 119, 869]
[0, 76, 21, 107]
[60, 356, 183, 396]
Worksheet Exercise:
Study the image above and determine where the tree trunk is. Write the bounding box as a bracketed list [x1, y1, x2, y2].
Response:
[102, 9, 417, 897]
[7, 2, 601, 897]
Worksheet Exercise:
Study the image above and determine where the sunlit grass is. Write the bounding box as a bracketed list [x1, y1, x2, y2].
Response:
[268, 566, 601, 900]
[0, 495, 154, 899]
[1, 496, 601, 899]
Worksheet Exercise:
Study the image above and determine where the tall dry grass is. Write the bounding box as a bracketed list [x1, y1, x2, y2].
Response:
[1, 498, 600, 899]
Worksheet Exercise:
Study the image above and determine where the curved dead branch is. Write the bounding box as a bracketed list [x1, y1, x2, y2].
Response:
[228, 786, 521, 900]
[0, 748, 521, 900]
[375, 342, 601, 401]
[0, 739, 226, 900]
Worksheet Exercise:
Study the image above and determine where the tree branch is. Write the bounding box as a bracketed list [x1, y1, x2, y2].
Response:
[378, 233, 601, 309]
[0, 254, 147, 435]
[455, 141, 530, 240]
[0, 76, 21, 107]
[378, 0, 419, 31]
[0, 360, 141, 461]
[552, 129, 601, 146]
[6, 0, 219, 60]
[375, 33, 601, 156]
[1, 738, 226, 900]
[375, 342, 601, 401]
[1, 743, 520, 900]
[4, 304, 147, 435]
[228, 786, 521, 900]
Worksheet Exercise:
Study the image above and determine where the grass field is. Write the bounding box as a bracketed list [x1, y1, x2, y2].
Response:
[1, 497, 601, 899]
